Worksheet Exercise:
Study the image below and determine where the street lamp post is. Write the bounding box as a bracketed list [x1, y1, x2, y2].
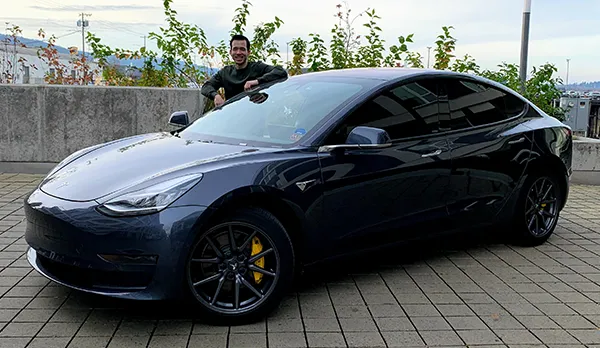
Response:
[519, 0, 532, 93]
[427, 46, 432, 69]
[566, 58, 570, 86]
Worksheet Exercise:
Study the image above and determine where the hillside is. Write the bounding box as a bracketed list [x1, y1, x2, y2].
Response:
[0, 33, 217, 73]
[0, 33, 73, 55]
[565, 81, 600, 91]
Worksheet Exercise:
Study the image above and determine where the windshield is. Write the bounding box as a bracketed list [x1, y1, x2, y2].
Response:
[180, 76, 371, 146]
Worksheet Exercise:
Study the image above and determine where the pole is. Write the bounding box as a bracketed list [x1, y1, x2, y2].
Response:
[81, 13, 85, 59]
[77, 13, 90, 83]
[519, 0, 532, 93]
[427, 46, 431, 69]
[566, 58, 570, 86]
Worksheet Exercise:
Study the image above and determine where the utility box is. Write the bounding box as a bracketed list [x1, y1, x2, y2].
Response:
[561, 97, 591, 137]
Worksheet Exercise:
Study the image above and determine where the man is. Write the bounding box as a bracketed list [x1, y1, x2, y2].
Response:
[201, 34, 288, 107]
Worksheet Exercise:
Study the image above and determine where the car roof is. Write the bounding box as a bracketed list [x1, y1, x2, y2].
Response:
[290, 67, 466, 82]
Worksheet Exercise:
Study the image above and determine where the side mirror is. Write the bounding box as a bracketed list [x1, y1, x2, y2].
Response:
[318, 126, 392, 153]
[346, 126, 391, 146]
[169, 111, 189, 127]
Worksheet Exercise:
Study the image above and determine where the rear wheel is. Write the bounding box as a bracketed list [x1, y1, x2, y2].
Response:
[185, 207, 295, 325]
[512, 174, 562, 246]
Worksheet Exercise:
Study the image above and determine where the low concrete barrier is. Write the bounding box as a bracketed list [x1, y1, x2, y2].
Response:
[571, 137, 600, 185]
[0, 83, 599, 185]
[0, 84, 206, 165]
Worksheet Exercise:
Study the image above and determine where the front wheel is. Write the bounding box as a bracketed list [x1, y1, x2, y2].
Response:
[512, 174, 562, 246]
[184, 207, 295, 325]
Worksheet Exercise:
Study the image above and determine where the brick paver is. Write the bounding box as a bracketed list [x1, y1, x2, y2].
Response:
[1, 173, 600, 347]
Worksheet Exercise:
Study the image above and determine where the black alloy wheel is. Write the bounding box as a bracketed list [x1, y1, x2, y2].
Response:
[185, 207, 295, 324]
[525, 177, 559, 238]
[514, 174, 562, 246]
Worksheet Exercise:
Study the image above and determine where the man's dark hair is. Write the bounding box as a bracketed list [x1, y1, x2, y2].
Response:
[230, 34, 251, 50]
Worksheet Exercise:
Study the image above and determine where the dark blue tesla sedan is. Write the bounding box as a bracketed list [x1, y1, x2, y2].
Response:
[24, 68, 572, 324]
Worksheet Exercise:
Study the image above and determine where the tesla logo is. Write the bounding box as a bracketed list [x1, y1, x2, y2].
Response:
[296, 179, 316, 192]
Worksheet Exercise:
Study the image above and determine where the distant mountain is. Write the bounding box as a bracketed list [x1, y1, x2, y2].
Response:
[0, 33, 73, 55]
[564, 81, 600, 91]
[0, 33, 94, 58]
[0, 33, 218, 74]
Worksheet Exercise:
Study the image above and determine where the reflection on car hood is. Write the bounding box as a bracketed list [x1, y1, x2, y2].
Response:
[39, 132, 269, 202]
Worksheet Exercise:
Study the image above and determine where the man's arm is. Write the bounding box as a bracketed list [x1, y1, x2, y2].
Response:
[200, 69, 224, 100]
[254, 62, 288, 84]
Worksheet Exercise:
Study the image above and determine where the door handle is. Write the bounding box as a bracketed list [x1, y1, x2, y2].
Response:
[421, 149, 442, 158]
[508, 137, 525, 144]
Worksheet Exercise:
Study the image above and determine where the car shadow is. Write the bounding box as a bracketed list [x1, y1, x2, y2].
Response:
[57, 229, 509, 323]
[295, 228, 508, 289]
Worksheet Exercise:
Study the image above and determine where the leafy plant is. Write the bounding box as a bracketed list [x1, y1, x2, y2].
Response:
[330, 3, 364, 69]
[0, 24, 37, 83]
[451, 53, 480, 74]
[307, 33, 330, 72]
[36, 29, 98, 85]
[287, 38, 307, 76]
[433, 26, 456, 70]
[215, 0, 284, 67]
[355, 9, 385, 68]
[383, 34, 414, 67]
[148, 0, 209, 86]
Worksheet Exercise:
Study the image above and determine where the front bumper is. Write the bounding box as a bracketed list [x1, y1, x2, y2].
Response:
[24, 189, 208, 300]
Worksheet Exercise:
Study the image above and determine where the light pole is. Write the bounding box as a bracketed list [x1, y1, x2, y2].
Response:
[427, 46, 432, 68]
[566, 58, 570, 86]
[519, 0, 532, 93]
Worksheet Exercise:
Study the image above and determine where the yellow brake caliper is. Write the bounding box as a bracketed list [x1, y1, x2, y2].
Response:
[251, 236, 264, 284]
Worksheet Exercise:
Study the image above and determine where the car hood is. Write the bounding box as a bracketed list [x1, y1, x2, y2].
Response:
[39, 132, 270, 202]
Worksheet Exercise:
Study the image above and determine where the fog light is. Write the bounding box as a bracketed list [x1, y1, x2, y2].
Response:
[98, 254, 158, 265]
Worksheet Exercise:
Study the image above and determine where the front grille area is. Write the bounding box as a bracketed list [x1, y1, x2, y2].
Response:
[37, 253, 155, 290]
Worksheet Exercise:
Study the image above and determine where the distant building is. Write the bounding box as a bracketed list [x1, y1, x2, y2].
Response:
[0, 44, 100, 85]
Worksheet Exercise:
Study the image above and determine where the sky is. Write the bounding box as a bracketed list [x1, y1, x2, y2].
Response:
[2, 0, 599, 83]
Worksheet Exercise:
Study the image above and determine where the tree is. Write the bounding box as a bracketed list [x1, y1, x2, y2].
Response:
[4, 0, 568, 122]
[36, 29, 97, 85]
[0, 24, 36, 84]
[285, 2, 566, 121]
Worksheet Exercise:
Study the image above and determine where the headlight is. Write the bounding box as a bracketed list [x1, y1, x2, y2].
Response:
[96, 173, 203, 217]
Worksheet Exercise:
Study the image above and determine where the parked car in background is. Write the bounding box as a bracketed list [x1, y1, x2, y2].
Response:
[24, 68, 572, 324]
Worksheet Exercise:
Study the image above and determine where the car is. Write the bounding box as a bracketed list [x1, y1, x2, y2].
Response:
[24, 68, 572, 324]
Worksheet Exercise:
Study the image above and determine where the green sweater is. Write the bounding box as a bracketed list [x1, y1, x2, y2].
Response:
[200, 61, 288, 101]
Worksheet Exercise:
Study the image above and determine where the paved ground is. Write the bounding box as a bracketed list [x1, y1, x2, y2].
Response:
[1, 173, 600, 348]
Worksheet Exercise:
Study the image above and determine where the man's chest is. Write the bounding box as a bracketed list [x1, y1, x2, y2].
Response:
[224, 68, 260, 85]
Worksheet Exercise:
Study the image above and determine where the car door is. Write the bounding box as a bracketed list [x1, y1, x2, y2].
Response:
[316, 77, 453, 255]
[437, 77, 534, 229]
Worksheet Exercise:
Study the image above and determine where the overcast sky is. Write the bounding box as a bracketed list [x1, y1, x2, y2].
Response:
[3, 0, 599, 83]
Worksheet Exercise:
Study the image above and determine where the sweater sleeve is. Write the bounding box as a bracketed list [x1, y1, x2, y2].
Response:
[201, 69, 224, 100]
[254, 62, 288, 84]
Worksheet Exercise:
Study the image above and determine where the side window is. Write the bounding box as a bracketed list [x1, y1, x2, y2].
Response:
[327, 79, 440, 143]
[503, 92, 527, 118]
[441, 79, 516, 130]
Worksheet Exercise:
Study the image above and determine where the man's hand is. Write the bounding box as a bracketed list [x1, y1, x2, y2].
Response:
[214, 94, 225, 107]
[244, 80, 259, 91]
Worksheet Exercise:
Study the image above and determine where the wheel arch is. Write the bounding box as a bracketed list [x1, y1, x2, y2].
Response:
[522, 154, 570, 211]
[191, 185, 308, 263]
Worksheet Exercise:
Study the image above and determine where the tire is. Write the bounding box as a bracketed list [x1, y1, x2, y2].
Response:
[511, 173, 562, 247]
[184, 207, 295, 325]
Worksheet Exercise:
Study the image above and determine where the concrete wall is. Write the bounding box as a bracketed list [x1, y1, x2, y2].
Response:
[573, 138, 600, 171]
[571, 137, 600, 185]
[0, 84, 206, 163]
